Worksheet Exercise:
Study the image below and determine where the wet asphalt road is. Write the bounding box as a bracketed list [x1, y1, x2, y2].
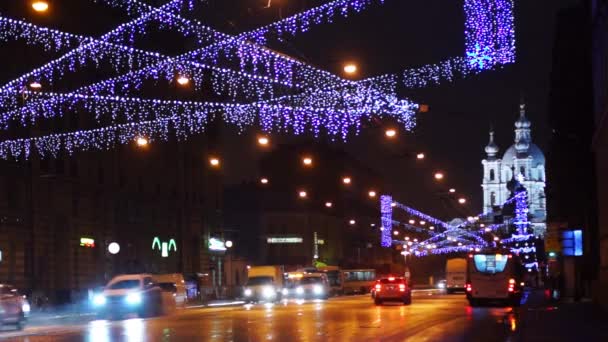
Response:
[1, 291, 523, 341]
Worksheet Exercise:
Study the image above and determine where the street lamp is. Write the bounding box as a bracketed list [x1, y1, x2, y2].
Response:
[135, 136, 149, 147]
[225, 240, 233, 248]
[368, 190, 377, 198]
[408, 219, 415, 224]
[434, 172, 444, 180]
[391, 202, 397, 207]
[342, 177, 352, 185]
[420, 221, 426, 225]
[299, 190, 307, 198]
[260, 178, 269, 184]
[209, 157, 220, 168]
[449, 188, 456, 193]
[393, 231, 399, 236]
[458, 197, 467, 204]
[416, 153, 425, 160]
[176, 75, 190, 86]
[108, 242, 120, 255]
[325, 202, 333, 208]
[343, 63, 358, 75]
[29, 81, 42, 90]
[302, 156, 313, 167]
[349, 219, 356, 225]
[257, 136, 270, 146]
[429, 226, 435, 230]
[385, 129, 397, 138]
[32, 1, 49, 12]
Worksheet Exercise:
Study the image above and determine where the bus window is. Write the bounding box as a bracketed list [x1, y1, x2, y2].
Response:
[473, 254, 508, 274]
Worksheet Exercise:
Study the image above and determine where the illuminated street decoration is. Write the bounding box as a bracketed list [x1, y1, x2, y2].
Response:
[108, 242, 120, 255]
[80, 237, 95, 248]
[152, 237, 177, 257]
[0, 0, 514, 159]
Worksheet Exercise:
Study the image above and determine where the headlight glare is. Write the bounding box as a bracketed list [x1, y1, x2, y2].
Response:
[296, 287, 304, 295]
[262, 286, 276, 298]
[313, 285, 323, 295]
[126, 292, 142, 305]
[93, 294, 106, 306]
[244, 288, 253, 297]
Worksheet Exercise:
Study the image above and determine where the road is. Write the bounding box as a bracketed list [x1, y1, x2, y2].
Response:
[1, 291, 523, 341]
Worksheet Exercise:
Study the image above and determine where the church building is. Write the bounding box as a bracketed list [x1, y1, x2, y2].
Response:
[481, 103, 547, 236]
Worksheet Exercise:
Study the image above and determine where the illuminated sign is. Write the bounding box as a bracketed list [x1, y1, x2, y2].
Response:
[317, 239, 325, 245]
[267, 237, 303, 244]
[209, 238, 227, 252]
[80, 238, 95, 248]
[152, 237, 177, 257]
[562, 230, 583, 256]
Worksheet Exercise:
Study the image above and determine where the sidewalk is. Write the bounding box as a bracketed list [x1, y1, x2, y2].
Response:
[518, 291, 608, 341]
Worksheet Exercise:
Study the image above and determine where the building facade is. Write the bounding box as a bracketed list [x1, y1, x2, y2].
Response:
[482, 104, 547, 236]
[592, 0, 608, 309]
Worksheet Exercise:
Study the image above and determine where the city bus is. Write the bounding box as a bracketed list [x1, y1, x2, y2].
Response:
[341, 269, 376, 294]
[317, 266, 342, 296]
[466, 252, 523, 307]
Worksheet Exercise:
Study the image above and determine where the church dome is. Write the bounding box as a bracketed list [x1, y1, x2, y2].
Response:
[515, 104, 532, 129]
[484, 131, 499, 158]
[502, 143, 545, 167]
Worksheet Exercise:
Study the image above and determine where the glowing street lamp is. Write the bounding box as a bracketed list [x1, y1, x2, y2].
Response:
[393, 231, 399, 236]
[343, 63, 358, 74]
[449, 188, 456, 193]
[29, 81, 42, 90]
[209, 157, 220, 167]
[349, 219, 356, 225]
[458, 198, 467, 204]
[325, 202, 333, 208]
[391, 202, 397, 207]
[135, 136, 149, 147]
[368, 190, 377, 198]
[302, 157, 313, 167]
[385, 129, 397, 138]
[408, 219, 415, 225]
[257, 136, 270, 146]
[299, 190, 307, 199]
[176, 75, 190, 86]
[260, 178, 269, 184]
[416, 153, 425, 160]
[342, 177, 352, 185]
[32, 1, 49, 12]
[225, 240, 233, 248]
[420, 221, 426, 226]
[434, 172, 444, 180]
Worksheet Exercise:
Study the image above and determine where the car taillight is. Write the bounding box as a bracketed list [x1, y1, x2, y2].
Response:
[375, 284, 382, 292]
[508, 278, 515, 292]
[509, 279, 516, 285]
[466, 283, 472, 292]
[399, 284, 406, 292]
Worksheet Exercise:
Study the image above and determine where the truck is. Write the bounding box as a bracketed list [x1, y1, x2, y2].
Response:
[445, 258, 467, 294]
[243, 266, 285, 302]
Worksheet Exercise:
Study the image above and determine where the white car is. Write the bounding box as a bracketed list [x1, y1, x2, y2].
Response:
[152, 274, 187, 308]
[92, 274, 162, 318]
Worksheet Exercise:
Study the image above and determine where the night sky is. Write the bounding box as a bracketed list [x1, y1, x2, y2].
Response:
[0, 0, 580, 220]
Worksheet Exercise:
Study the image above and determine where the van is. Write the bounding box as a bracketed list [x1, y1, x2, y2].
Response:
[152, 274, 187, 307]
[243, 266, 285, 302]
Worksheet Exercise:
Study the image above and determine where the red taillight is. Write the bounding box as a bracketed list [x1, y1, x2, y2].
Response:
[508, 287, 514, 292]
[375, 284, 382, 292]
[388, 277, 395, 281]
[399, 284, 406, 292]
[468, 254, 473, 259]
[509, 279, 516, 285]
[466, 283, 472, 292]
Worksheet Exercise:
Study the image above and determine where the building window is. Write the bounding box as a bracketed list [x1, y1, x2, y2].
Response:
[491, 192, 496, 206]
[490, 169, 495, 181]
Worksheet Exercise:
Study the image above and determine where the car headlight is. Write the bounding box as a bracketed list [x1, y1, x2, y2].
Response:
[282, 288, 289, 296]
[244, 288, 253, 297]
[437, 283, 445, 289]
[262, 286, 276, 298]
[22, 302, 31, 313]
[313, 285, 323, 295]
[125, 293, 142, 305]
[295, 287, 304, 295]
[93, 294, 106, 306]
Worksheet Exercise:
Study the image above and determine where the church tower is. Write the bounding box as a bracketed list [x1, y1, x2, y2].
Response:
[481, 103, 547, 236]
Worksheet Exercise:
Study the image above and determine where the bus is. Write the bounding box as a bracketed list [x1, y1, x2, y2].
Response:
[466, 252, 523, 307]
[317, 266, 342, 296]
[341, 269, 376, 295]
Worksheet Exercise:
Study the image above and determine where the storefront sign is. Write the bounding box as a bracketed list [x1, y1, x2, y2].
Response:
[80, 237, 95, 248]
[267, 237, 303, 244]
[209, 238, 227, 251]
[153, 237, 177, 257]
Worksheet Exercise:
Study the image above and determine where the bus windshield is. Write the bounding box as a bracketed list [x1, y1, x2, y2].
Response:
[247, 276, 273, 286]
[473, 254, 508, 274]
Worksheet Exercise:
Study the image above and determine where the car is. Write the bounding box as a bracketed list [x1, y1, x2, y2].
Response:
[92, 274, 163, 319]
[373, 277, 412, 305]
[0, 284, 29, 330]
[437, 279, 447, 290]
[291, 273, 330, 300]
